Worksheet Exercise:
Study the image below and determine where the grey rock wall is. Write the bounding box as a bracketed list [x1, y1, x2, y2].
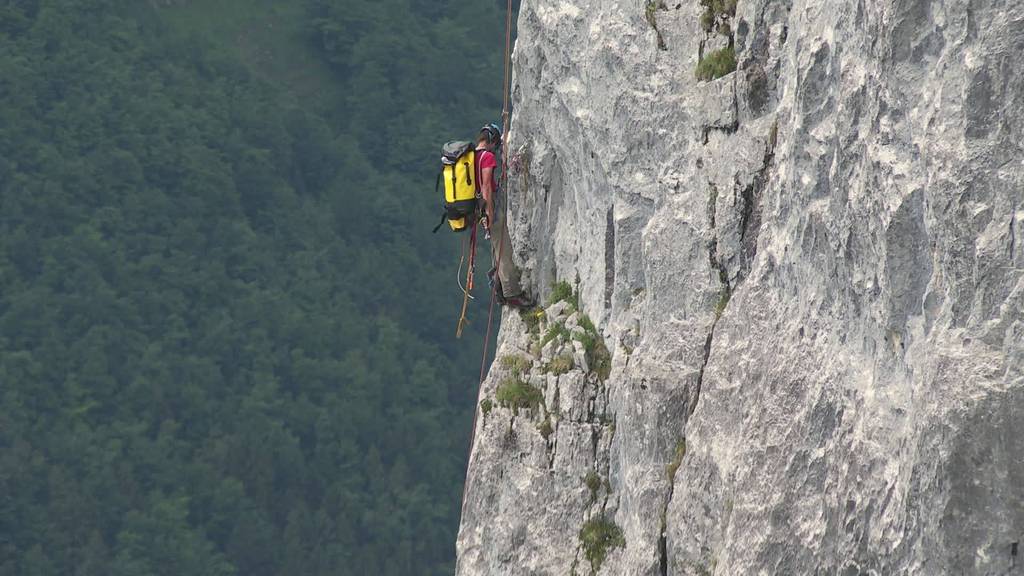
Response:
[457, 0, 1024, 574]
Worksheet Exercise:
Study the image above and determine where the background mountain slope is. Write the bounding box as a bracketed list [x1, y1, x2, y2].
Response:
[0, 1, 509, 574]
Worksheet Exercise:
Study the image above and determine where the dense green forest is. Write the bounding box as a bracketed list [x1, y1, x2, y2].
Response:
[0, 0, 511, 574]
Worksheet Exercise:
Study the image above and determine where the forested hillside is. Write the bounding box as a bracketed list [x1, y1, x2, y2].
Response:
[0, 1, 509, 574]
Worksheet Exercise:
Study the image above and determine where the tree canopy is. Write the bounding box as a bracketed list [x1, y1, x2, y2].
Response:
[0, 0, 509, 574]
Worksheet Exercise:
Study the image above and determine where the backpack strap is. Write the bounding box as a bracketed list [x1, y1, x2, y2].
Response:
[451, 158, 457, 201]
[433, 171, 445, 233]
[432, 211, 447, 233]
[471, 149, 479, 196]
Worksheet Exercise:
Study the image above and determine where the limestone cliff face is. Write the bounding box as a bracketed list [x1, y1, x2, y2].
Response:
[456, 0, 1024, 574]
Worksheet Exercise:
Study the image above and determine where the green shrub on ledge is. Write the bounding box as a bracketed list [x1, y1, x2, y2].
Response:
[543, 354, 574, 375]
[496, 378, 544, 413]
[579, 515, 625, 571]
[696, 45, 736, 81]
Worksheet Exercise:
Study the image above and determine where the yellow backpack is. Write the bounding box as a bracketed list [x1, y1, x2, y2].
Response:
[432, 141, 478, 233]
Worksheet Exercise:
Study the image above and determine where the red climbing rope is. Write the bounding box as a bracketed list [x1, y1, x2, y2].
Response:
[478, 0, 514, 386]
[461, 0, 515, 516]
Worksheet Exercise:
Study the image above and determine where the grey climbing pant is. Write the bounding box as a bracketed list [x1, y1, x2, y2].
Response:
[489, 217, 522, 298]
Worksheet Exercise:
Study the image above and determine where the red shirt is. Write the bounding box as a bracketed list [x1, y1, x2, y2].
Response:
[475, 148, 497, 192]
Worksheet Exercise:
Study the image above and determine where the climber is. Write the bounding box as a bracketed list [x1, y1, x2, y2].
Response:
[477, 124, 534, 309]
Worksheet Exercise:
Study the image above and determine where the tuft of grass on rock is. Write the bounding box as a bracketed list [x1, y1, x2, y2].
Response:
[543, 353, 574, 375]
[500, 354, 532, 376]
[480, 398, 493, 417]
[583, 470, 601, 503]
[575, 313, 612, 381]
[520, 307, 545, 336]
[590, 347, 612, 381]
[529, 339, 543, 358]
[666, 438, 687, 481]
[541, 322, 571, 349]
[538, 417, 553, 440]
[548, 280, 578, 310]
[700, 0, 737, 25]
[645, 0, 668, 50]
[696, 0, 738, 80]
[696, 45, 736, 82]
[496, 377, 544, 413]
[578, 313, 597, 335]
[714, 287, 731, 318]
[700, 7, 716, 32]
[644, 0, 661, 27]
[579, 516, 625, 572]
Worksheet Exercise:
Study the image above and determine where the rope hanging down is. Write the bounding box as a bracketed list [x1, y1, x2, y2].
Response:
[461, 0, 515, 515]
[455, 225, 477, 338]
[478, 0, 514, 387]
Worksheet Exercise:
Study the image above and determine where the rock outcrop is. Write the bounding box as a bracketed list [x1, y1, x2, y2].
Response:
[457, 0, 1024, 574]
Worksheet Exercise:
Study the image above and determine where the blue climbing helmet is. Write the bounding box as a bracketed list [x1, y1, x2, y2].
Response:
[479, 123, 502, 147]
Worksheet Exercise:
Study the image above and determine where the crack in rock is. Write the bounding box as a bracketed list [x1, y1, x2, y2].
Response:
[1010, 213, 1016, 259]
[605, 207, 616, 310]
[690, 185, 732, 417]
[701, 80, 741, 145]
[735, 121, 776, 280]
